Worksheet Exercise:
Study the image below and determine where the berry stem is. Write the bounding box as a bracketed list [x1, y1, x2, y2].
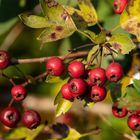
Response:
[1, 73, 16, 86]
[8, 98, 14, 107]
[11, 51, 89, 64]
[22, 72, 48, 87]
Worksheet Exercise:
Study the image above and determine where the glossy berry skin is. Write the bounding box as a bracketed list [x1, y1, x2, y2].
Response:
[127, 114, 140, 131]
[112, 103, 128, 118]
[61, 83, 74, 100]
[68, 78, 86, 97]
[22, 110, 41, 129]
[0, 50, 10, 69]
[46, 57, 65, 76]
[11, 85, 27, 102]
[68, 61, 85, 78]
[90, 86, 106, 102]
[0, 107, 20, 128]
[106, 62, 123, 82]
[113, 0, 128, 14]
[88, 68, 106, 86]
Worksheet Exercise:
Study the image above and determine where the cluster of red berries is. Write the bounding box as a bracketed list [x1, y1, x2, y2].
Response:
[46, 57, 123, 103]
[0, 51, 41, 129]
[112, 103, 140, 131]
[113, 0, 128, 14]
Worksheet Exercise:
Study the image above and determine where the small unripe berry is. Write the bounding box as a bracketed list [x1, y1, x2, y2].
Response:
[61, 83, 74, 100]
[90, 86, 107, 102]
[0, 107, 20, 128]
[112, 103, 128, 118]
[68, 61, 85, 78]
[106, 62, 123, 82]
[46, 57, 65, 76]
[69, 78, 86, 97]
[127, 114, 140, 131]
[113, 0, 128, 14]
[88, 68, 106, 86]
[11, 85, 27, 102]
[0, 50, 10, 69]
[22, 110, 41, 129]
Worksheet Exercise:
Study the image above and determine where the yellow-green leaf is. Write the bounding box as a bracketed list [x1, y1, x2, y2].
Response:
[56, 98, 73, 117]
[19, 14, 53, 28]
[109, 34, 136, 54]
[38, 0, 76, 43]
[78, 0, 98, 26]
[120, 0, 140, 41]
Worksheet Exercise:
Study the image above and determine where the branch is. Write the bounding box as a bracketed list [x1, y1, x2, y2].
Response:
[10, 51, 89, 64]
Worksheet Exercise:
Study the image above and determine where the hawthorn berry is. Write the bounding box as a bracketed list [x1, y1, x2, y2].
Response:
[46, 57, 65, 76]
[0, 107, 20, 128]
[61, 83, 74, 100]
[22, 110, 41, 129]
[11, 85, 27, 102]
[106, 62, 123, 82]
[90, 86, 107, 102]
[68, 78, 86, 97]
[0, 50, 10, 69]
[68, 61, 85, 78]
[88, 68, 106, 86]
[112, 103, 128, 118]
[127, 114, 140, 131]
[113, 0, 128, 14]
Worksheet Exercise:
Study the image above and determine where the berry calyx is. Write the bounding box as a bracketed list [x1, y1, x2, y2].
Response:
[88, 68, 106, 86]
[106, 62, 123, 82]
[68, 78, 86, 97]
[113, 0, 128, 14]
[112, 103, 128, 118]
[11, 85, 27, 102]
[0, 50, 10, 69]
[68, 61, 85, 78]
[22, 110, 41, 129]
[46, 57, 65, 76]
[90, 86, 107, 102]
[0, 107, 20, 128]
[61, 83, 74, 100]
[127, 114, 140, 131]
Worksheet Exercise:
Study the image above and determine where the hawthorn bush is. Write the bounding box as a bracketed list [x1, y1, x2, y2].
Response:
[0, 0, 140, 140]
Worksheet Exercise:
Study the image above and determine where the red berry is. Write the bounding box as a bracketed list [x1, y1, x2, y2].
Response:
[61, 83, 74, 100]
[113, 0, 128, 14]
[68, 61, 85, 78]
[88, 68, 106, 86]
[112, 103, 128, 118]
[127, 114, 140, 131]
[0, 107, 20, 128]
[90, 86, 107, 102]
[0, 50, 10, 69]
[22, 110, 41, 129]
[106, 62, 123, 82]
[68, 78, 86, 97]
[11, 85, 27, 102]
[46, 57, 65, 76]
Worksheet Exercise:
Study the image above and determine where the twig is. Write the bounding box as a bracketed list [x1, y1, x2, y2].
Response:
[10, 51, 89, 64]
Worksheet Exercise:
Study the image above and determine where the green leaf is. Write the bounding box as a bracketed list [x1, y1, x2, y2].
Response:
[120, 0, 140, 41]
[46, 75, 64, 84]
[109, 34, 136, 54]
[5, 124, 45, 140]
[56, 98, 73, 117]
[87, 45, 99, 62]
[133, 79, 140, 92]
[38, 0, 76, 43]
[78, 0, 98, 26]
[19, 14, 54, 28]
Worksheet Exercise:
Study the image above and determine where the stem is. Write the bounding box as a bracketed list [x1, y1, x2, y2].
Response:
[22, 72, 48, 87]
[8, 98, 14, 107]
[99, 46, 103, 67]
[11, 51, 89, 64]
[1, 73, 16, 86]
